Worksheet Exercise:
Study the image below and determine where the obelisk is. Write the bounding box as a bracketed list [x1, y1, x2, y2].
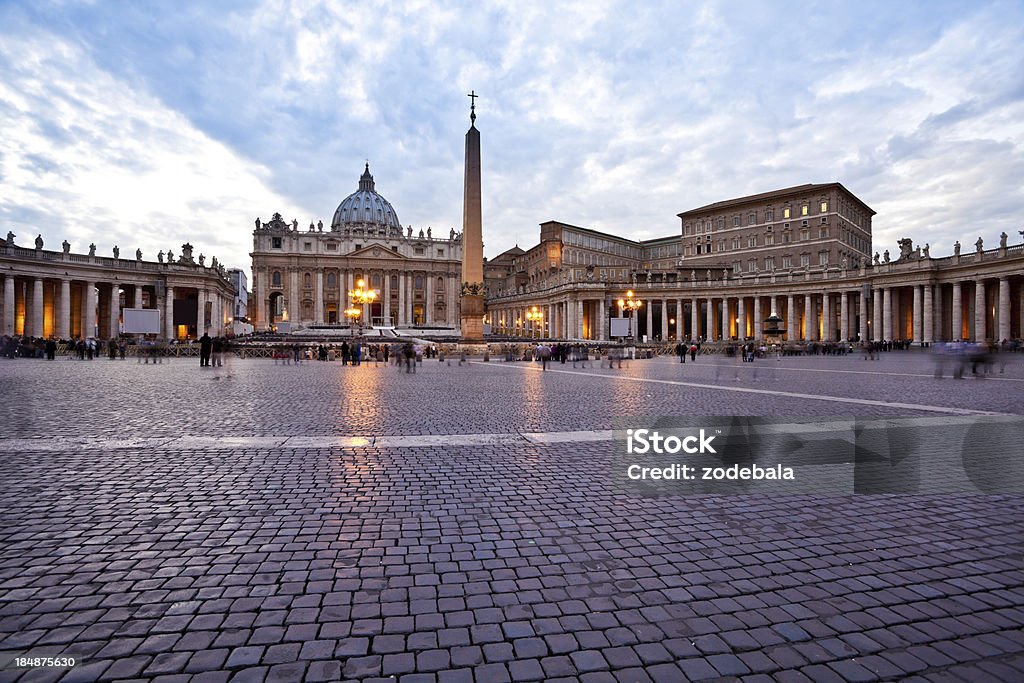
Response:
[460, 91, 485, 341]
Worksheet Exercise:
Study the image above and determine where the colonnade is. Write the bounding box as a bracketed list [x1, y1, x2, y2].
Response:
[2, 274, 229, 339]
[487, 276, 1024, 343]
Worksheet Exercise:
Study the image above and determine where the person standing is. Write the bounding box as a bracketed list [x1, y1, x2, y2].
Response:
[199, 331, 212, 367]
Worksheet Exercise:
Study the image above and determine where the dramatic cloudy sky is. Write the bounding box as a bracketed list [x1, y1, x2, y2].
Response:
[2, 0, 1022, 276]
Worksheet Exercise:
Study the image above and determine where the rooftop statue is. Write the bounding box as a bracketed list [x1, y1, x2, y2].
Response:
[922, 243, 929, 258]
[1000, 231, 1008, 248]
[954, 240, 961, 256]
[975, 237, 984, 253]
[318, 220, 323, 232]
[88, 243, 96, 257]
[35, 234, 43, 249]
[158, 250, 164, 263]
[883, 250, 890, 263]
[5, 231, 14, 245]
[255, 217, 261, 230]
[113, 245, 119, 259]
[62, 240, 71, 254]
[136, 248, 143, 261]
[199, 254, 205, 266]
[873, 252, 880, 265]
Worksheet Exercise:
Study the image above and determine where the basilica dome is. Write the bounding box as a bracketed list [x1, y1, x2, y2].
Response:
[331, 164, 402, 232]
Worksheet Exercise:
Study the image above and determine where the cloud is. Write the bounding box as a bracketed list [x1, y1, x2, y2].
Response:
[0, 24, 307, 272]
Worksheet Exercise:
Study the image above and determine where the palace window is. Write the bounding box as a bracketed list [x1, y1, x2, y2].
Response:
[304, 242, 312, 251]
[783, 207, 791, 219]
[391, 275, 398, 289]
[272, 237, 282, 249]
[819, 251, 829, 266]
[326, 243, 337, 251]
[802, 204, 809, 216]
[820, 201, 828, 212]
[800, 254, 810, 267]
[766, 234, 774, 246]
[782, 255, 792, 269]
[414, 276, 424, 289]
[765, 209, 774, 221]
[415, 247, 425, 255]
[437, 276, 444, 290]
[765, 256, 775, 270]
[733, 216, 740, 227]
[748, 259, 757, 272]
[271, 271, 282, 287]
[327, 272, 337, 288]
[303, 273, 312, 288]
[748, 212, 756, 225]
[437, 249, 444, 256]
[748, 235, 757, 248]
[372, 274, 381, 288]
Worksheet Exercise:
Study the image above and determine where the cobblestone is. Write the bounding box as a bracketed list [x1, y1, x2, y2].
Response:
[1, 354, 1022, 680]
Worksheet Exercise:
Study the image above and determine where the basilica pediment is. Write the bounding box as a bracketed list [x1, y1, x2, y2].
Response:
[347, 242, 408, 260]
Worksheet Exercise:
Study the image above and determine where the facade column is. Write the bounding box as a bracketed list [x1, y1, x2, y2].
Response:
[289, 269, 299, 324]
[705, 297, 714, 341]
[951, 282, 962, 340]
[786, 294, 796, 341]
[59, 279, 71, 339]
[675, 300, 683, 340]
[577, 300, 585, 339]
[397, 273, 406, 326]
[3, 276, 14, 335]
[315, 269, 324, 324]
[840, 291, 849, 342]
[84, 282, 96, 337]
[598, 299, 608, 341]
[912, 285, 923, 345]
[425, 272, 433, 326]
[197, 289, 206, 335]
[998, 277, 1010, 342]
[923, 284, 934, 344]
[32, 278, 44, 337]
[974, 279, 987, 342]
[133, 284, 142, 309]
[753, 297, 762, 340]
[737, 297, 746, 340]
[660, 299, 668, 341]
[109, 284, 120, 338]
[803, 294, 813, 341]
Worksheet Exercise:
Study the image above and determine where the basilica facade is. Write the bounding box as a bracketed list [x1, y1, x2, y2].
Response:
[250, 165, 463, 332]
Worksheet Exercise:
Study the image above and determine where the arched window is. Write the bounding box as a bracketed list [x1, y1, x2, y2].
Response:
[272, 271, 282, 287]
[327, 272, 337, 288]
[414, 276, 424, 289]
[437, 276, 444, 291]
[303, 273, 312, 288]
[391, 275, 398, 289]
[371, 274, 381, 288]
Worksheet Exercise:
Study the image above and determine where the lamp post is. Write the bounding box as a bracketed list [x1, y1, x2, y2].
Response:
[617, 290, 642, 341]
[525, 305, 543, 339]
[344, 307, 362, 338]
[347, 278, 378, 339]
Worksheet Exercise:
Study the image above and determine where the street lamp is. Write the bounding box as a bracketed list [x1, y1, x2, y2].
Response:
[617, 290, 642, 340]
[347, 278, 378, 338]
[525, 305, 543, 339]
[344, 307, 362, 338]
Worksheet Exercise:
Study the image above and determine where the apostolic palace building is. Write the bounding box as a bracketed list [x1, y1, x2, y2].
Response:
[483, 183, 1024, 345]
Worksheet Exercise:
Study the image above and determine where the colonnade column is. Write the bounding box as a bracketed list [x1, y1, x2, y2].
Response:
[676, 300, 683, 340]
[645, 299, 653, 340]
[110, 284, 121, 337]
[786, 295, 795, 341]
[3, 276, 14, 335]
[821, 293, 831, 342]
[706, 297, 714, 341]
[912, 285, 922, 345]
[840, 291, 849, 342]
[872, 287, 883, 341]
[196, 289, 206, 335]
[84, 280, 96, 339]
[998, 277, 1010, 342]
[721, 298, 729, 341]
[690, 299, 699, 341]
[577, 300, 585, 339]
[974, 280, 987, 342]
[660, 299, 668, 341]
[737, 298, 746, 341]
[31, 278, 44, 337]
[859, 291, 868, 342]
[923, 284, 933, 344]
[599, 299, 608, 341]
[753, 297, 762, 340]
[804, 294, 813, 341]
[164, 286, 174, 340]
[59, 279, 71, 339]
[951, 282, 962, 340]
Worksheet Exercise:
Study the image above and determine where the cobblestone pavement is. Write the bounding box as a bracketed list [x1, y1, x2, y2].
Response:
[1, 352, 1023, 682]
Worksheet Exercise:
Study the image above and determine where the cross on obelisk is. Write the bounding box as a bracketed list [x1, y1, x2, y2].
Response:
[467, 90, 478, 125]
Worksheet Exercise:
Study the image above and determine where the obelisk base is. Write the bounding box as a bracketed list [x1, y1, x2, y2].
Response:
[460, 294, 485, 342]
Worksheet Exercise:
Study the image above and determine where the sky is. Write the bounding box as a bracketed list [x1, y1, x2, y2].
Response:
[2, 0, 1023, 279]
